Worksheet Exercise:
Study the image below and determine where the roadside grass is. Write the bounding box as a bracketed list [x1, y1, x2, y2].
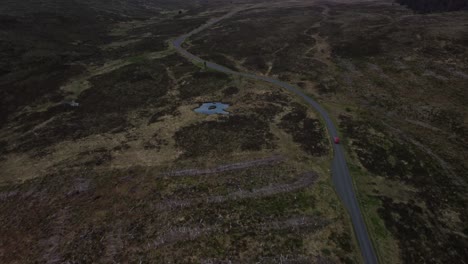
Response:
[346, 148, 401, 264]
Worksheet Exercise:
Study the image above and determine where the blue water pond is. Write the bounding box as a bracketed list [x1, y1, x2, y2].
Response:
[194, 102, 230, 115]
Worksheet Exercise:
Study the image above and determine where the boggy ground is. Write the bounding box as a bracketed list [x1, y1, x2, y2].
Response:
[186, 0, 468, 263]
[0, 0, 358, 263]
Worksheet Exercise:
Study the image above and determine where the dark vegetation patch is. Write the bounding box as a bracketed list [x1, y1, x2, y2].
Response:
[193, 71, 230, 79]
[201, 53, 238, 71]
[105, 37, 167, 59]
[104, 17, 209, 60]
[163, 155, 284, 177]
[0, 140, 7, 155]
[14, 113, 129, 154]
[159, 163, 300, 201]
[342, 117, 427, 181]
[11, 103, 76, 134]
[317, 77, 340, 94]
[279, 103, 328, 156]
[143, 134, 167, 151]
[258, 91, 291, 106]
[328, 230, 357, 264]
[238, 91, 290, 121]
[61, 224, 107, 262]
[187, 190, 319, 227]
[244, 55, 269, 72]
[178, 70, 231, 99]
[330, 231, 353, 254]
[0, 4, 121, 128]
[9, 60, 173, 152]
[269, 36, 326, 79]
[76, 147, 113, 167]
[157, 191, 328, 262]
[429, 108, 466, 139]
[332, 35, 383, 58]
[339, 115, 468, 263]
[378, 197, 468, 263]
[318, 9, 401, 59]
[396, 0, 468, 13]
[131, 16, 208, 37]
[148, 104, 180, 124]
[189, 7, 323, 77]
[251, 103, 284, 122]
[0, 64, 85, 128]
[318, 21, 343, 41]
[83, 61, 170, 113]
[0, 161, 327, 263]
[174, 115, 276, 158]
[0, 1, 342, 262]
[270, 52, 325, 79]
[237, 93, 286, 121]
[339, 115, 465, 208]
[153, 172, 319, 212]
[161, 227, 306, 262]
[222, 86, 239, 97]
[0, 0, 206, 131]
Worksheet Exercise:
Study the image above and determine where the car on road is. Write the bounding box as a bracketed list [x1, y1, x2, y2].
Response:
[334, 136, 340, 144]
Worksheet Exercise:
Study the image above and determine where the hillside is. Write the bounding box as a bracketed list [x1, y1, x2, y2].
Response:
[0, 0, 358, 263]
[0, 0, 467, 263]
[397, 0, 468, 13]
[187, 0, 468, 262]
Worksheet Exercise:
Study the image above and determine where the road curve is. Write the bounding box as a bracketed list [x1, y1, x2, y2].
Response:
[171, 8, 378, 264]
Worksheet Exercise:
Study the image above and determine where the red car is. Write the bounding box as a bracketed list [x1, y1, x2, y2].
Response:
[334, 136, 340, 144]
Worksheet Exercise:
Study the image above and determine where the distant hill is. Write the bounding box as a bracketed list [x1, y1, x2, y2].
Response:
[397, 0, 468, 13]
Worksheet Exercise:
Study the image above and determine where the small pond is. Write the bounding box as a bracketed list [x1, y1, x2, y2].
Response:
[194, 102, 230, 115]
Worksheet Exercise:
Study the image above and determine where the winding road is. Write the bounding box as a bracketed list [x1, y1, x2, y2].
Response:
[171, 7, 378, 264]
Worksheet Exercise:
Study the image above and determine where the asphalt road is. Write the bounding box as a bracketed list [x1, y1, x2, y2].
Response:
[171, 9, 378, 264]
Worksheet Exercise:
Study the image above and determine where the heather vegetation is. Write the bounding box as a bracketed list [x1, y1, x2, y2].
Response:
[0, 1, 353, 262]
[187, 0, 468, 262]
[396, 0, 468, 13]
[1, 0, 467, 263]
